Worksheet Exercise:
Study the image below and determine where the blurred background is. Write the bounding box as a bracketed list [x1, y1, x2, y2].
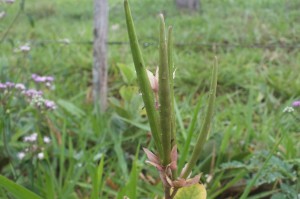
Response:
[0, 0, 299, 198]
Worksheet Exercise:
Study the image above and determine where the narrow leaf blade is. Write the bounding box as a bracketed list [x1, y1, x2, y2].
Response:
[0, 175, 43, 199]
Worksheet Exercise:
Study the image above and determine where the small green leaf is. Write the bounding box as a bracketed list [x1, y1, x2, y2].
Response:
[119, 85, 138, 102]
[0, 175, 43, 199]
[57, 99, 85, 118]
[117, 63, 136, 84]
[174, 184, 207, 199]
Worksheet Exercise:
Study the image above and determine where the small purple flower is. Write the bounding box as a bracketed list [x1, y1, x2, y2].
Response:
[0, 83, 7, 89]
[32, 74, 54, 83]
[292, 101, 300, 107]
[36, 76, 47, 82]
[31, 74, 38, 79]
[46, 76, 54, 82]
[5, 82, 15, 88]
[44, 100, 56, 110]
[24, 89, 43, 97]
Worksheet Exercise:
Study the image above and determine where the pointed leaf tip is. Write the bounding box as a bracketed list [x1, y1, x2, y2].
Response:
[143, 148, 160, 164]
[171, 145, 178, 162]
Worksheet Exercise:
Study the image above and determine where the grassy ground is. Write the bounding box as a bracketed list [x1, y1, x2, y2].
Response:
[1, 0, 300, 198]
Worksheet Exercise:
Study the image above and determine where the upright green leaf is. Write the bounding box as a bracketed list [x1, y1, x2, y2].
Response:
[124, 0, 163, 158]
[117, 146, 139, 199]
[182, 58, 218, 179]
[168, 26, 176, 150]
[91, 156, 105, 199]
[0, 175, 43, 199]
[158, 14, 172, 166]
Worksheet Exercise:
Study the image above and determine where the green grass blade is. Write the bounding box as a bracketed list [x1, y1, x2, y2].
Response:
[91, 156, 105, 199]
[117, 145, 139, 199]
[124, 0, 163, 158]
[0, 175, 43, 199]
[174, 100, 187, 141]
[210, 170, 246, 199]
[240, 136, 284, 199]
[182, 57, 218, 179]
[178, 97, 203, 170]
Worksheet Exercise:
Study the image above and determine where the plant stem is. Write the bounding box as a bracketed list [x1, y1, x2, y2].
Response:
[165, 186, 171, 199]
[159, 14, 172, 166]
[170, 188, 179, 198]
[181, 57, 218, 179]
[124, 0, 163, 158]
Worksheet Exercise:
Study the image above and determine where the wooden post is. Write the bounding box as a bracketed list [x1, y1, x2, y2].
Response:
[93, 0, 108, 112]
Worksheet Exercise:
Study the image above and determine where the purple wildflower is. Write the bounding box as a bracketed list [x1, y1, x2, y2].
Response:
[44, 100, 56, 110]
[0, 83, 7, 89]
[32, 74, 54, 83]
[46, 76, 54, 82]
[5, 82, 15, 88]
[24, 89, 43, 97]
[292, 101, 300, 107]
[31, 74, 38, 79]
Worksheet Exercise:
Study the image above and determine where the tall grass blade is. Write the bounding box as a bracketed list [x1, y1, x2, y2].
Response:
[182, 58, 218, 178]
[178, 97, 203, 170]
[91, 156, 105, 199]
[0, 175, 42, 199]
[240, 136, 284, 199]
[210, 170, 246, 199]
[117, 145, 140, 199]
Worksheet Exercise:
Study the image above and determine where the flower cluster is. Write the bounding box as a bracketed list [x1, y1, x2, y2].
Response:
[17, 132, 51, 161]
[283, 100, 300, 113]
[292, 100, 300, 107]
[31, 74, 54, 88]
[0, 80, 56, 111]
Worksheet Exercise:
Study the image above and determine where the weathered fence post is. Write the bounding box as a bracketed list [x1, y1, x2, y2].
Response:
[93, 0, 109, 112]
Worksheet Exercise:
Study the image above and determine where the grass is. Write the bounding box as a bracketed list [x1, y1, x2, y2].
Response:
[0, 0, 300, 198]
